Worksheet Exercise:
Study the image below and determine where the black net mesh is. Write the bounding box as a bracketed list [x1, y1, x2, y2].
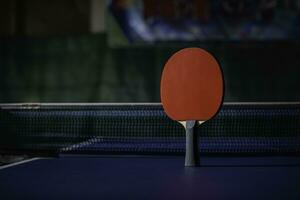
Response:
[1, 103, 300, 155]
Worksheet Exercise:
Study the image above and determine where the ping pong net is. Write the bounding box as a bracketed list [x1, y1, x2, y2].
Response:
[0, 103, 300, 156]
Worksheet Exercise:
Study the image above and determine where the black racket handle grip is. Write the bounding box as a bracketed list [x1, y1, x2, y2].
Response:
[185, 120, 199, 167]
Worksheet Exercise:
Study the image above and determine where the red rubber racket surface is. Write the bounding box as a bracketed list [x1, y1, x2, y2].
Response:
[160, 48, 224, 121]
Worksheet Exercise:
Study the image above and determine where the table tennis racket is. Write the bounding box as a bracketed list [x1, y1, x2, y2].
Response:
[160, 48, 224, 167]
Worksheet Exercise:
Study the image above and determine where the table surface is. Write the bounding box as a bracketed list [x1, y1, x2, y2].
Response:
[1, 155, 300, 200]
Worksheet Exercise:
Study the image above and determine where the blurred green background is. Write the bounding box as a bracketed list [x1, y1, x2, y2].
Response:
[0, 0, 299, 103]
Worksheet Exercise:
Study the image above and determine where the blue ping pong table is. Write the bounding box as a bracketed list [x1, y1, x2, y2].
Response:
[1, 155, 300, 200]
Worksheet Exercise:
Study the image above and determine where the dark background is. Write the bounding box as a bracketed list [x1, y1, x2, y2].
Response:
[0, 0, 299, 103]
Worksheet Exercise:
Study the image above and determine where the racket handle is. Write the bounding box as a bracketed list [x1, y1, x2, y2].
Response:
[185, 120, 199, 167]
